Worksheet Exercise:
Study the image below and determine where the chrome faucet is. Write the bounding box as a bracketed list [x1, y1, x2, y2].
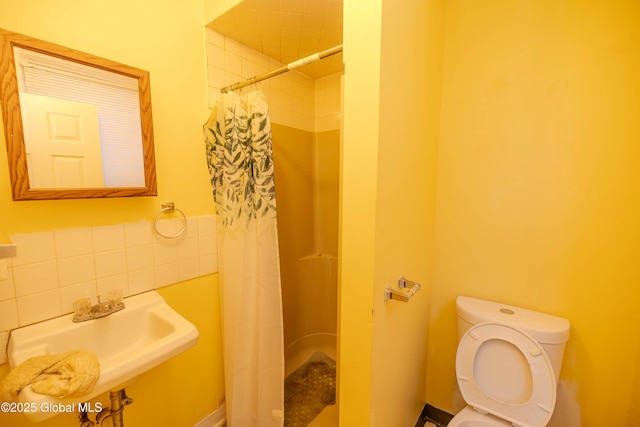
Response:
[72, 293, 125, 323]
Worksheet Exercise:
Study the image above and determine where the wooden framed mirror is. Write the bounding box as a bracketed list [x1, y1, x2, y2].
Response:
[0, 28, 157, 200]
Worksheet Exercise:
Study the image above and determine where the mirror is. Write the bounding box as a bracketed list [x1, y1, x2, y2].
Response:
[0, 28, 157, 200]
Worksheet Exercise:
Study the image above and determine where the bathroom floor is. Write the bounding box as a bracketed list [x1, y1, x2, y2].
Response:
[415, 404, 453, 427]
[284, 351, 336, 427]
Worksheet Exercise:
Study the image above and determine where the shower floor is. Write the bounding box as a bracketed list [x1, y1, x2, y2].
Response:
[284, 351, 336, 426]
[284, 334, 337, 426]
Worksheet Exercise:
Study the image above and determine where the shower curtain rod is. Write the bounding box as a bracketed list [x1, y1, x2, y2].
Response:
[220, 44, 343, 93]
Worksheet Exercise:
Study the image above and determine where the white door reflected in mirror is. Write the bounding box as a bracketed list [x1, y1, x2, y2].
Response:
[14, 46, 146, 189]
[21, 93, 104, 188]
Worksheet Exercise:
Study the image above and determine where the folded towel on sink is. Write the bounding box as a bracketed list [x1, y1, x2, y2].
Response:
[0, 350, 100, 402]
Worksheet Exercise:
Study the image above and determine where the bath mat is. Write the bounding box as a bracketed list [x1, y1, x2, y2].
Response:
[284, 351, 336, 427]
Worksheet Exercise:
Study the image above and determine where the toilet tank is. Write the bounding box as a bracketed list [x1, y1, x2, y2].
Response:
[456, 296, 570, 381]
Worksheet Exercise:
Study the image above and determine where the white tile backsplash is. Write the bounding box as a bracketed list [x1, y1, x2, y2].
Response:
[97, 274, 129, 297]
[59, 281, 97, 314]
[17, 289, 61, 326]
[199, 254, 218, 276]
[2, 215, 218, 332]
[127, 268, 155, 295]
[57, 254, 95, 287]
[198, 215, 217, 236]
[0, 268, 15, 301]
[10, 231, 56, 266]
[94, 249, 127, 279]
[13, 261, 58, 297]
[155, 262, 179, 288]
[154, 241, 179, 265]
[92, 224, 126, 252]
[54, 228, 93, 258]
[178, 238, 199, 261]
[0, 300, 19, 331]
[124, 221, 154, 247]
[126, 245, 154, 271]
[179, 258, 199, 282]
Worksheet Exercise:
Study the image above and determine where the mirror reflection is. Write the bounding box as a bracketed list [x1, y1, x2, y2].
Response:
[15, 47, 146, 189]
[0, 28, 157, 200]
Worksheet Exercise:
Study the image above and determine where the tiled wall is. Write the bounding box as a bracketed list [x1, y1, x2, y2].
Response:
[206, 28, 342, 133]
[315, 74, 342, 132]
[0, 215, 217, 332]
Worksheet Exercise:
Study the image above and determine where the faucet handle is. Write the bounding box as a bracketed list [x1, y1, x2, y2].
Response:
[72, 298, 92, 322]
[95, 295, 111, 312]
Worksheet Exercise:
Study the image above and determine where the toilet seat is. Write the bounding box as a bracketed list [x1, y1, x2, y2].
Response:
[456, 322, 556, 427]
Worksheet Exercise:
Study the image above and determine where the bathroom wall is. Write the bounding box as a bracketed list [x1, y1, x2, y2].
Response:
[0, 1, 225, 426]
[428, 0, 640, 424]
[339, 0, 444, 424]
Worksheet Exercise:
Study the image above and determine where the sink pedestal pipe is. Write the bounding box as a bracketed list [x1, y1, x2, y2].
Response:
[93, 388, 133, 426]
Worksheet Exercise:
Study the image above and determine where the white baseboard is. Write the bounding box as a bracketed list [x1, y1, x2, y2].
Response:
[194, 402, 226, 427]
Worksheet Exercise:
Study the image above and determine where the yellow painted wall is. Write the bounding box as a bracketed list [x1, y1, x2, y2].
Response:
[370, 1, 443, 426]
[428, 0, 640, 424]
[338, 0, 382, 423]
[0, 1, 225, 426]
[369, 0, 443, 424]
[340, 0, 444, 424]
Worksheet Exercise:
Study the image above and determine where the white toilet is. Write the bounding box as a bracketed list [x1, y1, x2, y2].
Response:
[448, 296, 570, 427]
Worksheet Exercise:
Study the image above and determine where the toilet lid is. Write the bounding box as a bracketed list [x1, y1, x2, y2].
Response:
[456, 322, 556, 427]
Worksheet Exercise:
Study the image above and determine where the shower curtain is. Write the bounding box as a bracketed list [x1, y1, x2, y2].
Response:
[204, 89, 284, 426]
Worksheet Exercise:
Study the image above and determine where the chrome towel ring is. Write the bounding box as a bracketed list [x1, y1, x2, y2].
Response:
[153, 202, 187, 239]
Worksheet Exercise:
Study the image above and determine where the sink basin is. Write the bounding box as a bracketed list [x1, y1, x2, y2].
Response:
[7, 290, 198, 422]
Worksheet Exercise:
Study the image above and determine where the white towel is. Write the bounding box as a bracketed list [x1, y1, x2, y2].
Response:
[0, 351, 100, 402]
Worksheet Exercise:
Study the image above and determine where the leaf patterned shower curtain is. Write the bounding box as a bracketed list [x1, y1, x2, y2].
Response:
[204, 89, 284, 426]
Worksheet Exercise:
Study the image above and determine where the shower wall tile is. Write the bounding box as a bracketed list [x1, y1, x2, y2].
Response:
[2, 215, 218, 333]
[315, 73, 342, 132]
[205, 28, 318, 133]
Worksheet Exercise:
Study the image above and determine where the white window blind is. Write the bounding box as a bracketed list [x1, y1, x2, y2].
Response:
[14, 47, 145, 187]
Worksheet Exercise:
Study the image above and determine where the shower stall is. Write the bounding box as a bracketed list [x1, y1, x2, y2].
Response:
[206, 2, 343, 423]
[271, 118, 340, 425]
[271, 124, 340, 370]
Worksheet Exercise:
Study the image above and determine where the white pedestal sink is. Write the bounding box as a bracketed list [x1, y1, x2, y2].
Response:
[6, 290, 198, 422]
